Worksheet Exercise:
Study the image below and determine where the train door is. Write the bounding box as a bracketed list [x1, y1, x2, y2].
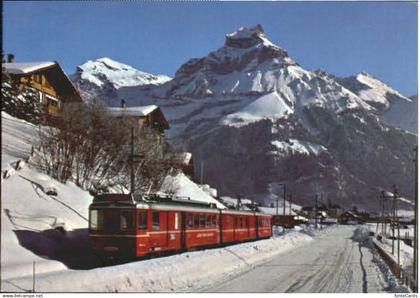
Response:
[149, 210, 167, 251]
[180, 211, 186, 250]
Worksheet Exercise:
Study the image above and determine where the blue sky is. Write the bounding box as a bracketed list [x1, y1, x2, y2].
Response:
[3, 1, 418, 96]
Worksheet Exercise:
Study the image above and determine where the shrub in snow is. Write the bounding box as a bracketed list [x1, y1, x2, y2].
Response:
[1, 72, 42, 125]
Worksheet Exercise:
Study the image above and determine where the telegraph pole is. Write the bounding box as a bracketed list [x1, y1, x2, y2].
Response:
[414, 146, 418, 284]
[315, 194, 318, 230]
[289, 193, 292, 216]
[381, 191, 385, 236]
[130, 127, 135, 194]
[392, 185, 398, 255]
[377, 192, 381, 235]
[283, 185, 287, 216]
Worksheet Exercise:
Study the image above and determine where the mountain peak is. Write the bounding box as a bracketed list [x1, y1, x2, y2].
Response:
[225, 24, 276, 49]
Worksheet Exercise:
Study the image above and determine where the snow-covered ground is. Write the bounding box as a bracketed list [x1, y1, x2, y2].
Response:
[366, 223, 414, 270]
[1, 112, 226, 291]
[3, 227, 314, 292]
[201, 225, 410, 293]
[1, 112, 411, 293]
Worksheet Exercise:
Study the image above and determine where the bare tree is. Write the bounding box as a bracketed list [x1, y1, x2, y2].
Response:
[33, 99, 179, 194]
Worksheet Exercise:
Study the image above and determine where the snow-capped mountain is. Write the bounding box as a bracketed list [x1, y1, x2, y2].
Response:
[71, 57, 171, 105]
[335, 72, 417, 133]
[71, 25, 416, 210]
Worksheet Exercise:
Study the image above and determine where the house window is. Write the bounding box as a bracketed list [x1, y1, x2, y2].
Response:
[33, 74, 41, 83]
[152, 212, 160, 231]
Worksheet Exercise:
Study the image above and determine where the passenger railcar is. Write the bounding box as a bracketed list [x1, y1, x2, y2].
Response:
[89, 193, 272, 261]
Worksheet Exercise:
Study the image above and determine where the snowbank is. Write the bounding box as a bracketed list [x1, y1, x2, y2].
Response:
[3, 228, 313, 292]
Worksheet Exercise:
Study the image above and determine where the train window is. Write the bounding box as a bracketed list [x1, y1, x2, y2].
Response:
[239, 217, 243, 228]
[138, 211, 148, 230]
[175, 213, 179, 230]
[90, 210, 99, 230]
[187, 214, 193, 229]
[120, 210, 134, 231]
[212, 215, 217, 227]
[152, 212, 160, 231]
[246, 217, 249, 228]
[194, 214, 199, 228]
[200, 214, 206, 228]
[206, 215, 212, 227]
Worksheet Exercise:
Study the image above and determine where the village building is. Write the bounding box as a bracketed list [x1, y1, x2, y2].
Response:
[107, 102, 169, 135]
[338, 211, 365, 224]
[3, 56, 82, 121]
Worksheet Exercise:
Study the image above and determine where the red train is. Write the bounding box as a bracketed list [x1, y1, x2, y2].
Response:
[89, 193, 272, 261]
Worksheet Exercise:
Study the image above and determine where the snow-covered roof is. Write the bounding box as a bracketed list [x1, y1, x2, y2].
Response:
[3, 62, 56, 74]
[107, 105, 159, 117]
[258, 206, 297, 216]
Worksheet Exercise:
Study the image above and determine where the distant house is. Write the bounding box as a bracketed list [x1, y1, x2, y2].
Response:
[338, 211, 365, 224]
[3, 57, 82, 121]
[326, 204, 343, 218]
[107, 103, 170, 134]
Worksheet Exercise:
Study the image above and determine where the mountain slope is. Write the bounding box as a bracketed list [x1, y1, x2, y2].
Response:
[71, 57, 171, 105]
[336, 72, 417, 133]
[71, 25, 416, 210]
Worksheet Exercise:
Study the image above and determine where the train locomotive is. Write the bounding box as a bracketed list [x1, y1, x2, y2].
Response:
[88, 193, 272, 261]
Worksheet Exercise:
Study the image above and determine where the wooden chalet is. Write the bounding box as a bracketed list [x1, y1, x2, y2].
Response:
[338, 211, 365, 224]
[107, 102, 170, 134]
[3, 57, 82, 122]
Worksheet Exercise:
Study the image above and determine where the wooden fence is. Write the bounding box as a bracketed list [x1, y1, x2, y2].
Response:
[373, 240, 417, 292]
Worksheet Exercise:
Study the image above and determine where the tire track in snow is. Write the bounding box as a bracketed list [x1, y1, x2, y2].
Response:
[358, 243, 368, 293]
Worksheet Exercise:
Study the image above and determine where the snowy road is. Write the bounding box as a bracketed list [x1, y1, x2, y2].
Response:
[201, 226, 406, 293]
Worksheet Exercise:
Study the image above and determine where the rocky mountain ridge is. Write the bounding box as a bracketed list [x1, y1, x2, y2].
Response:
[70, 25, 417, 210]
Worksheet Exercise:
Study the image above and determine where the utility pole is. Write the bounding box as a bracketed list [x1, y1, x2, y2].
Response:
[392, 185, 398, 255]
[283, 184, 286, 234]
[289, 193, 292, 216]
[377, 192, 381, 235]
[130, 127, 135, 194]
[200, 161, 204, 185]
[414, 146, 418, 284]
[283, 184, 287, 216]
[315, 194, 318, 230]
[397, 216, 400, 268]
[381, 191, 385, 236]
[276, 196, 279, 216]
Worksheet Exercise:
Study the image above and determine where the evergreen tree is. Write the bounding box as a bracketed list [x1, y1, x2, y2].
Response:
[2, 71, 43, 124]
